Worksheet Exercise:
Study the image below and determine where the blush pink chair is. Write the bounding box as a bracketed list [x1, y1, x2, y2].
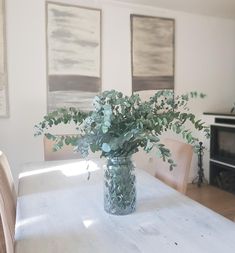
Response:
[43, 135, 81, 161]
[154, 138, 193, 194]
[0, 151, 16, 253]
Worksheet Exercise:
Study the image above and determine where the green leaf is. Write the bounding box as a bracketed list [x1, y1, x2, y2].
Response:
[102, 126, 109, 133]
[102, 143, 111, 152]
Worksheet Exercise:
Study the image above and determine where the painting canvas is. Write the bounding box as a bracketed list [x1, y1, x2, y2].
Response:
[131, 15, 174, 93]
[46, 2, 101, 112]
[0, 0, 8, 117]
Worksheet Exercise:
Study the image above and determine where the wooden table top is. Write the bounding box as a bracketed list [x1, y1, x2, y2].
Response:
[15, 159, 235, 253]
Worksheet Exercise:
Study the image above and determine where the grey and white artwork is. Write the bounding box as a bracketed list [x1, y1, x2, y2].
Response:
[0, 0, 8, 117]
[47, 2, 101, 112]
[131, 15, 174, 92]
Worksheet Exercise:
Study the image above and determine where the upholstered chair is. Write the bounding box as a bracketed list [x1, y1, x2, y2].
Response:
[154, 138, 193, 194]
[43, 135, 81, 161]
[0, 151, 16, 253]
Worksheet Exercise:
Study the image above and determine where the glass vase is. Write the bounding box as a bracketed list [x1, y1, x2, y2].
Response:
[104, 156, 136, 215]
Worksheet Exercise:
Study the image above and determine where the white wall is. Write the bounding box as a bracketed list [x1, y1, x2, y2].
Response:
[1, 0, 235, 184]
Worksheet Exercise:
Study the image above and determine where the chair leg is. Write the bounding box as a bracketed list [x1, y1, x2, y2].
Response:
[0, 216, 6, 253]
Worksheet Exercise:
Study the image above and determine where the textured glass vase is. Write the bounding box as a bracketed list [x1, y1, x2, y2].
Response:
[104, 156, 136, 215]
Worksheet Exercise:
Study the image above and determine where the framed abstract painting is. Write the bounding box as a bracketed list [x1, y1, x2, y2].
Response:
[0, 0, 9, 117]
[46, 2, 101, 112]
[131, 14, 175, 95]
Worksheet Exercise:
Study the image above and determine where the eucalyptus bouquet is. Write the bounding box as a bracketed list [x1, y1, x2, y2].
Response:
[35, 90, 209, 170]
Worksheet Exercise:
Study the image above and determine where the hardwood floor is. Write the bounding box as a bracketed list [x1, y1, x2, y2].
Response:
[186, 183, 235, 221]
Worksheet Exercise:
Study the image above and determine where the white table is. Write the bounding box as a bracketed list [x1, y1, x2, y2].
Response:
[15, 159, 235, 253]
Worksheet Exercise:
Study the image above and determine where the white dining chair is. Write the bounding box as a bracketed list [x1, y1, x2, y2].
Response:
[154, 138, 193, 194]
[0, 151, 16, 253]
[43, 135, 81, 161]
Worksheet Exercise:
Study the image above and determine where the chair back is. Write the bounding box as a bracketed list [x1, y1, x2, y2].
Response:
[154, 138, 193, 194]
[44, 135, 82, 161]
[0, 151, 16, 253]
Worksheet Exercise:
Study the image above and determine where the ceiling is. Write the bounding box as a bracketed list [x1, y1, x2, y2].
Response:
[113, 0, 235, 19]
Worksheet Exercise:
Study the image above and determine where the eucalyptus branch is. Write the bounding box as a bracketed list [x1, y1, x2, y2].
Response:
[35, 90, 210, 166]
[34, 107, 88, 136]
